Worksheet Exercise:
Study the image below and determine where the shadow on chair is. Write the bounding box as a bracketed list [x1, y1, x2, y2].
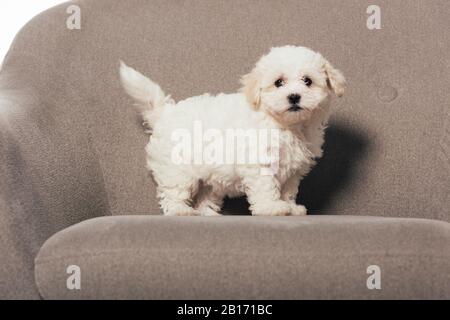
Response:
[222, 121, 371, 215]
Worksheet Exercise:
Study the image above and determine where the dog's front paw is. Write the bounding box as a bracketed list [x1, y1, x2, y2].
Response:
[251, 200, 291, 216]
[289, 203, 307, 216]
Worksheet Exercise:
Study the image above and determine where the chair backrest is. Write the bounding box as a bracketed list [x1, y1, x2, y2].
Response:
[2, 0, 449, 223]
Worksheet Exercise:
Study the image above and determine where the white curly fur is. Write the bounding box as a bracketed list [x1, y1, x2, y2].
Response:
[120, 46, 345, 216]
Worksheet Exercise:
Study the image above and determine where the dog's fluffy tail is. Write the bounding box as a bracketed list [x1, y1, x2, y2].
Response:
[119, 61, 172, 129]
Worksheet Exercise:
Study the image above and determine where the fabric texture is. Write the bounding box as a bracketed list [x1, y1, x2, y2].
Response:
[35, 215, 450, 299]
[0, 0, 449, 298]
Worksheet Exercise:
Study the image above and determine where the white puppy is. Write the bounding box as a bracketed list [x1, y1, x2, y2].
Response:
[120, 46, 345, 216]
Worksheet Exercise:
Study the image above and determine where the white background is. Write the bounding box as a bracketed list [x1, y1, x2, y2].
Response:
[0, 0, 68, 66]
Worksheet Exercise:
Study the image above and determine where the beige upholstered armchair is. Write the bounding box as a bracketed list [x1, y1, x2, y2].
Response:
[0, 0, 449, 299]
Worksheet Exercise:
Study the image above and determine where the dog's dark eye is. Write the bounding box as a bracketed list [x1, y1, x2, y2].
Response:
[303, 77, 312, 87]
[274, 78, 285, 88]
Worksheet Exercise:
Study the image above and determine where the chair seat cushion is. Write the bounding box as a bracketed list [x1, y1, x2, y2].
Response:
[34, 215, 450, 299]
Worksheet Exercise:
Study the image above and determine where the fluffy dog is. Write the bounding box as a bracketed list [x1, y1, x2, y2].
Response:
[120, 46, 345, 216]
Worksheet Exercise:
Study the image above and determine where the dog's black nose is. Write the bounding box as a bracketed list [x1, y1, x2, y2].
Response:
[288, 93, 301, 105]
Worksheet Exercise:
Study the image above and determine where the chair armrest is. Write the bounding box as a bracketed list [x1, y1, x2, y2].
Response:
[0, 88, 110, 299]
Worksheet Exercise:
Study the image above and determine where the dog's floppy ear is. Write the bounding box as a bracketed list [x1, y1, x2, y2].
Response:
[241, 68, 261, 109]
[324, 60, 346, 97]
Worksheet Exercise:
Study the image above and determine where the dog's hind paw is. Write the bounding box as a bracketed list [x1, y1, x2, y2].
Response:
[289, 203, 307, 216]
[164, 203, 198, 216]
[198, 206, 222, 216]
